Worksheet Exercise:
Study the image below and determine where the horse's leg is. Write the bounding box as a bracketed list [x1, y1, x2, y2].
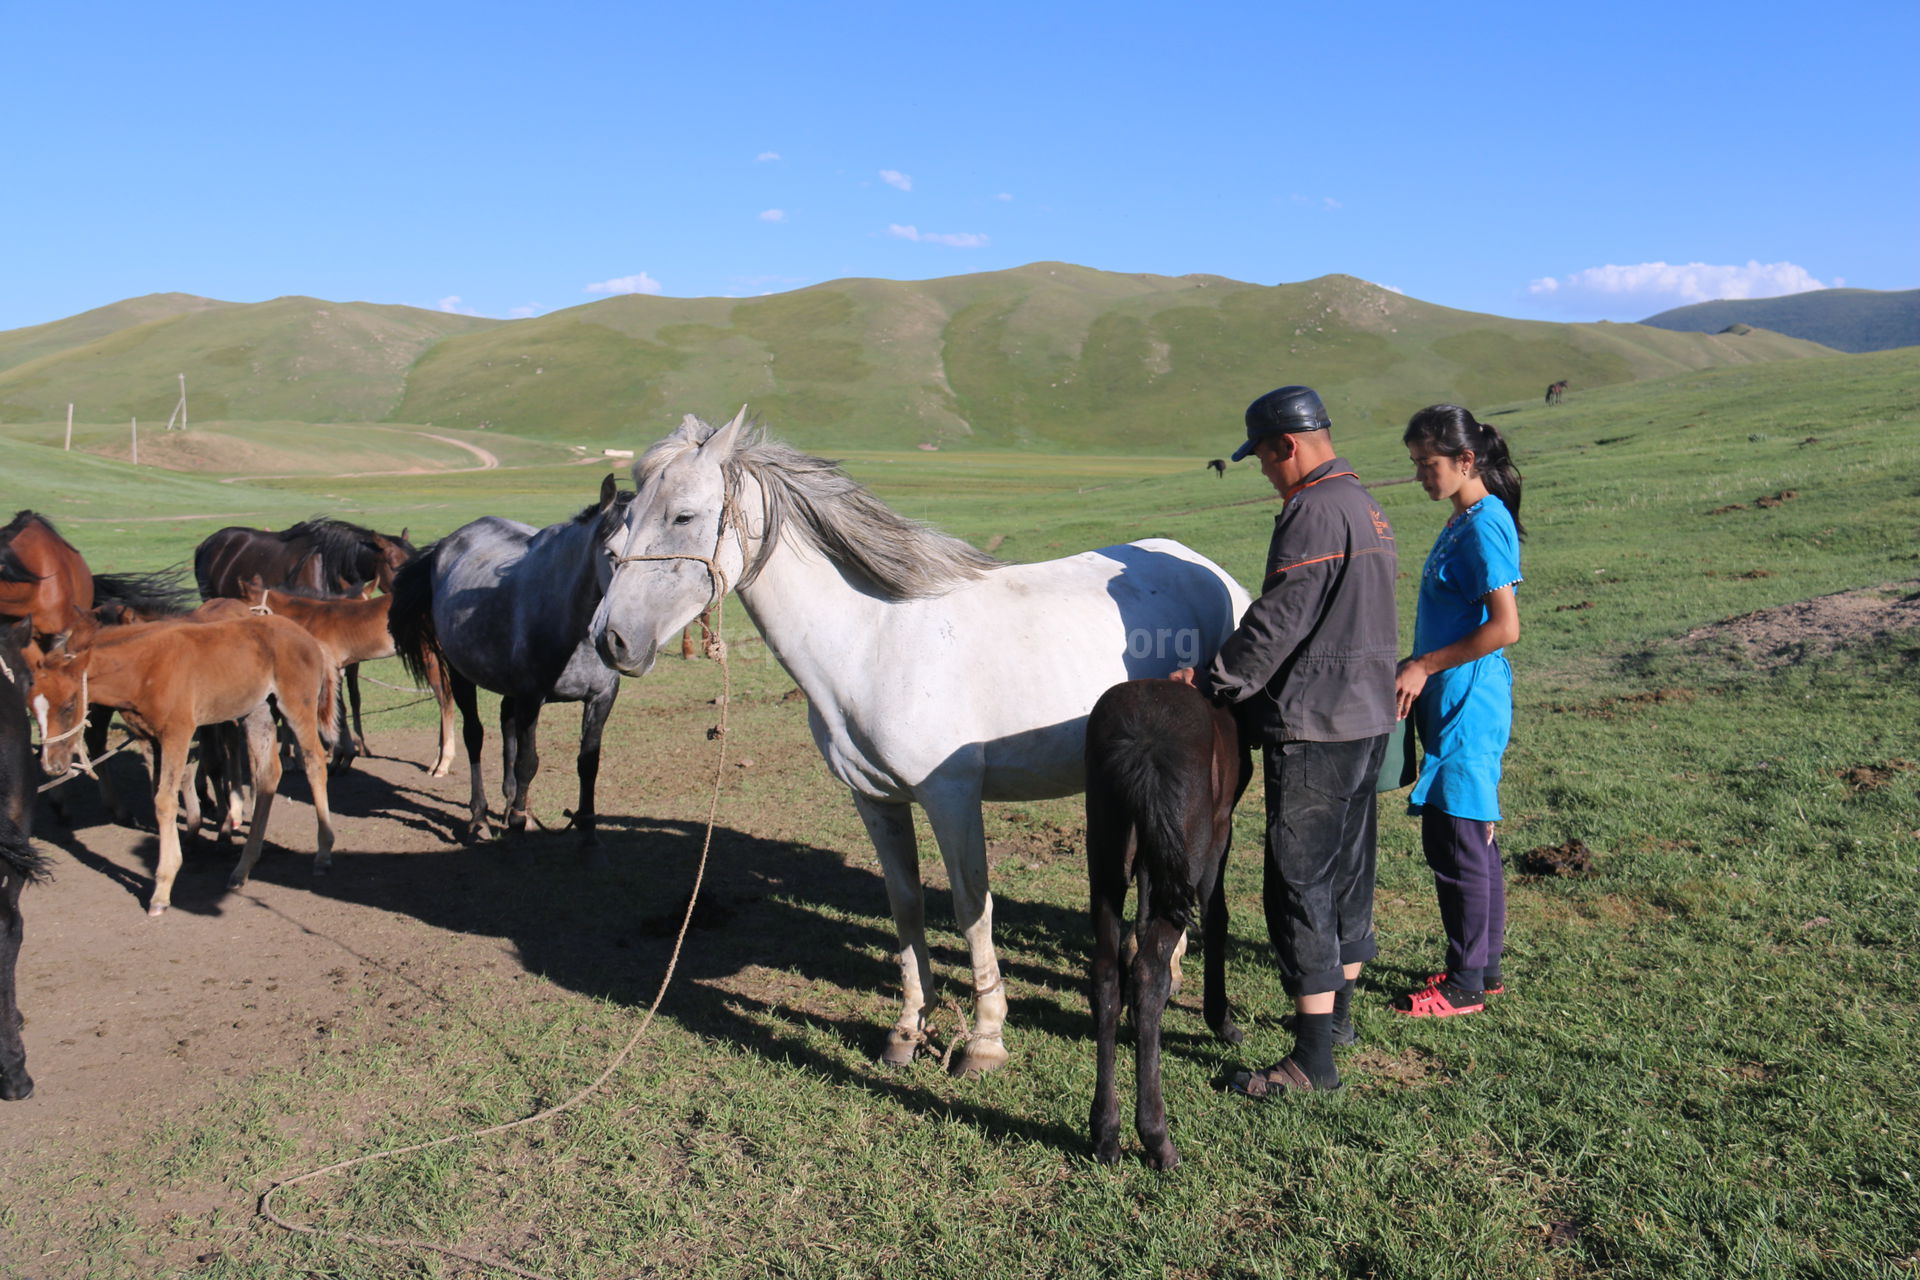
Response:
[450, 672, 490, 841]
[851, 794, 934, 1067]
[1199, 833, 1242, 1046]
[179, 733, 203, 841]
[573, 685, 615, 864]
[84, 706, 130, 825]
[345, 662, 369, 758]
[0, 875, 30, 1100]
[226, 705, 284, 890]
[1132, 910, 1185, 1170]
[329, 668, 356, 771]
[147, 729, 193, 917]
[919, 774, 1009, 1075]
[424, 650, 457, 777]
[218, 719, 254, 844]
[498, 696, 541, 835]
[1087, 785, 1131, 1163]
[285, 690, 336, 876]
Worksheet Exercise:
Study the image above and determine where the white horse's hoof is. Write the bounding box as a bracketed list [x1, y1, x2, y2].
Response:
[879, 1028, 922, 1067]
[146, 902, 169, 919]
[952, 1036, 1009, 1076]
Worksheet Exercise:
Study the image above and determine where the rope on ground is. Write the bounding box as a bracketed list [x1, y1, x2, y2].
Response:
[257, 567, 735, 1280]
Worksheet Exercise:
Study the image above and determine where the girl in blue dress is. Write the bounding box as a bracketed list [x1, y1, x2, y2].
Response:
[1391, 405, 1524, 1018]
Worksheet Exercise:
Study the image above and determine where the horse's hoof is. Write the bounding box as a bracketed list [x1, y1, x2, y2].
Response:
[146, 902, 169, 919]
[951, 1037, 1009, 1076]
[1144, 1145, 1180, 1172]
[430, 765, 451, 779]
[312, 864, 329, 878]
[1093, 1138, 1121, 1165]
[226, 874, 246, 890]
[1211, 1019, 1244, 1047]
[879, 1029, 921, 1067]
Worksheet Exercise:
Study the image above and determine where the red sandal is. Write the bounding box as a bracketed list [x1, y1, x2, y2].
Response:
[1392, 980, 1485, 1018]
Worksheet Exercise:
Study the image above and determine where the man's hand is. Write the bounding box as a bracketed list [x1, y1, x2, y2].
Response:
[1168, 667, 1198, 686]
[1394, 656, 1428, 720]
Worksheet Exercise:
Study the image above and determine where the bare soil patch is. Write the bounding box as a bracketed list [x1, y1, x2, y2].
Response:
[1677, 580, 1920, 670]
[1518, 840, 1597, 878]
[1836, 759, 1918, 792]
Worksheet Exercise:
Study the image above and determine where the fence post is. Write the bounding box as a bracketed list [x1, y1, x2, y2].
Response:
[65, 403, 73, 450]
[130, 417, 138, 465]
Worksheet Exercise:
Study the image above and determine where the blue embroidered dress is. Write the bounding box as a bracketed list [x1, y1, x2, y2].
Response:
[1409, 497, 1522, 821]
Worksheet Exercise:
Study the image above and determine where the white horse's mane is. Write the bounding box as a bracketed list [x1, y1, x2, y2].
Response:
[636, 417, 1001, 601]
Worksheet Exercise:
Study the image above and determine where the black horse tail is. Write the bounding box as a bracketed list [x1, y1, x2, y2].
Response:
[93, 565, 197, 624]
[0, 812, 51, 886]
[1085, 683, 1214, 932]
[316, 663, 339, 753]
[387, 543, 444, 689]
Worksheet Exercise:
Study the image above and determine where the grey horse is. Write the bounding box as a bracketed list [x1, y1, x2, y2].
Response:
[388, 474, 627, 852]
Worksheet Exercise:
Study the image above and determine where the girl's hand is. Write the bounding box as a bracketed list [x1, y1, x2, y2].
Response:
[1394, 657, 1428, 720]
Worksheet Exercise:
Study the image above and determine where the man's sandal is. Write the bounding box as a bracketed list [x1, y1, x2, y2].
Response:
[1225, 1057, 1341, 1099]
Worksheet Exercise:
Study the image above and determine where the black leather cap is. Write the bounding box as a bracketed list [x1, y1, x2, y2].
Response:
[1232, 385, 1332, 460]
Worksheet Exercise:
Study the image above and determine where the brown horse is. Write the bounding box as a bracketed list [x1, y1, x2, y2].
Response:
[1546, 380, 1569, 406]
[199, 580, 459, 776]
[0, 511, 97, 654]
[194, 518, 414, 600]
[1085, 678, 1249, 1169]
[28, 615, 339, 917]
[195, 518, 417, 767]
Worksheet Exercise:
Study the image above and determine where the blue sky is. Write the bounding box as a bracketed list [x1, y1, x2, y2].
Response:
[4, 1, 1914, 332]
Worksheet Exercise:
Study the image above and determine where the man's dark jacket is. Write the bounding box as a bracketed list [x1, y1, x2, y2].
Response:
[1201, 456, 1398, 743]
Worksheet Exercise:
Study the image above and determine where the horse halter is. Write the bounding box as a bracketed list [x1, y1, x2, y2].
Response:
[609, 477, 756, 612]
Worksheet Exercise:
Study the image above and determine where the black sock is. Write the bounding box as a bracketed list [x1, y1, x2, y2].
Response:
[1290, 1011, 1339, 1088]
[1330, 979, 1354, 1039]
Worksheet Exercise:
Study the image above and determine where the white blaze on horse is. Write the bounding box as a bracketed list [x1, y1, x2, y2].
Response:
[590, 410, 1250, 1074]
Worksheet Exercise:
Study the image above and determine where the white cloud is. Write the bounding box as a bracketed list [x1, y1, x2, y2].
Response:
[509, 304, 545, 319]
[1527, 260, 1827, 309]
[759, 208, 787, 222]
[880, 169, 912, 191]
[993, 192, 1013, 201]
[756, 151, 781, 162]
[584, 272, 663, 296]
[886, 224, 988, 249]
[436, 295, 480, 316]
[1323, 197, 1343, 211]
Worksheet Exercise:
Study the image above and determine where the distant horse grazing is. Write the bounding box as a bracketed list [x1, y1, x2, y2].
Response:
[1546, 380, 1569, 406]
[2, 619, 52, 1100]
[388, 474, 626, 852]
[195, 518, 417, 766]
[28, 615, 339, 917]
[1206, 458, 1227, 477]
[1085, 679, 1249, 1168]
[588, 410, 1250, 1073]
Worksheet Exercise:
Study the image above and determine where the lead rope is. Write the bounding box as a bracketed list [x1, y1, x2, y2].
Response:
[257, 529, 741, 1280]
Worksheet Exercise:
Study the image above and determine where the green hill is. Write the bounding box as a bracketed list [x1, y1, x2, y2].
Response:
[394, 264, 1837, 450]
[0, 297, 500, 426]
[0, 292, 238, 375]
[1639, 287, 1920, 353]
[2, 266, 1840, 450]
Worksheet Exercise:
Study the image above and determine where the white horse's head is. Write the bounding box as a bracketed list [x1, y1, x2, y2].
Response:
[591, 408, 756, 676]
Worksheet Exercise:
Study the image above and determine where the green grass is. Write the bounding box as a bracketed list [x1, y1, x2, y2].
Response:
[3, 347, 1919, 1277]
[1640, 287, 1920, 354]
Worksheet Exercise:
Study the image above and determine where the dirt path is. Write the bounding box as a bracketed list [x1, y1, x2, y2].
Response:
[217, 428, 501, 483]
[3, 734, 504, 1157]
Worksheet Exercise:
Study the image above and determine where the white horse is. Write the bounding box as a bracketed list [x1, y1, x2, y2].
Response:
[591, 411, 1250, 1073]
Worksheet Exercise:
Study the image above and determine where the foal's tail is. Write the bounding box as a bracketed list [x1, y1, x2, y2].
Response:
[0, 810, 51, 886]
[1085, 682, 1215, 931]
[316, 664, 340, 753]
[386, 543, 444, 688]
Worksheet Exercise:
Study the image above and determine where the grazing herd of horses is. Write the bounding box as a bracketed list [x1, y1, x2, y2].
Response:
[1, 409, 1261, 1165]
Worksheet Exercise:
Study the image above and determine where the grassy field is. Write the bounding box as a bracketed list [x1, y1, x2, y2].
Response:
[2, 348, 1918, 1278]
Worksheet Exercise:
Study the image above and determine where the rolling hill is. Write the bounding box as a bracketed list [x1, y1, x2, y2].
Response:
[0, 265, 1841, 451]
[1639, 287, 1920, 353]
[0, 297, 499, 426]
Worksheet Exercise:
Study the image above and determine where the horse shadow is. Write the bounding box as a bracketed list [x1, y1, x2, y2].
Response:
[38, 742, 1257, 1156]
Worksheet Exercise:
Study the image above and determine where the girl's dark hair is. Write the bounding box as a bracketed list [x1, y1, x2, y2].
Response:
[1403, 404, 1525, 538]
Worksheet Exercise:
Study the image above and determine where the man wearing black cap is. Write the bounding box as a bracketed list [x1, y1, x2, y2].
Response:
[1174, 385, 1398, 1096]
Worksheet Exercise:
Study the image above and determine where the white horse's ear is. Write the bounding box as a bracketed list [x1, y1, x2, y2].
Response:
[665, 413, 707, 444]
[701, 405, 751, 457]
